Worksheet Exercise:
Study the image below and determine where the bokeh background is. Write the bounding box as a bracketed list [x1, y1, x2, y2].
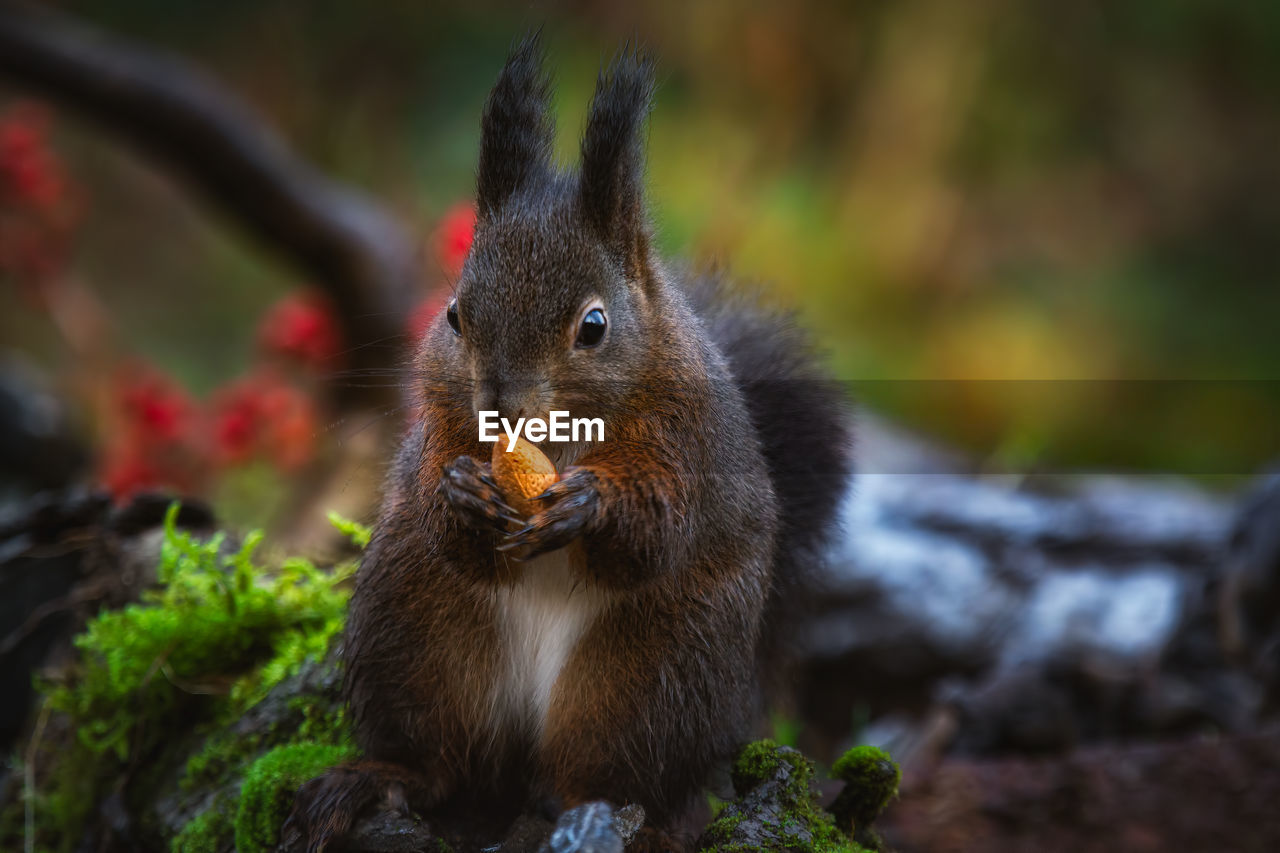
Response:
[3, 3, 1280, 850]
[2, 0, 1278, 521]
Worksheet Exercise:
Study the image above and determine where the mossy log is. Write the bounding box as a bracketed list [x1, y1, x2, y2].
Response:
[3, 431, 1278, 851]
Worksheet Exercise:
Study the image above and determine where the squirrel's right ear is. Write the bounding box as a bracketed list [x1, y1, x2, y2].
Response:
[476, 34, 555, 221]
[578, 48, 655, 279]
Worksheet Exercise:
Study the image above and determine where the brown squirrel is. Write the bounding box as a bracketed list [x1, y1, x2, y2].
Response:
[288, 37, 851, 851]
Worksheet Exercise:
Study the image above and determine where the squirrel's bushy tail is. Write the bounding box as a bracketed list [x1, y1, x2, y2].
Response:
[685, 271, 854, 690]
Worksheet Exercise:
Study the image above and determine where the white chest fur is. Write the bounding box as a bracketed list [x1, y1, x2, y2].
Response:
[490, 548, 607, 741]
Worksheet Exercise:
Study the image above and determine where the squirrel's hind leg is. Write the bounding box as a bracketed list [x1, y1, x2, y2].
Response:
[282, 759, 445, 852]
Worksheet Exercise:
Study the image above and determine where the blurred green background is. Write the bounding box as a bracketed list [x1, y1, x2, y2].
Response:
[2, 0, 1278, 480]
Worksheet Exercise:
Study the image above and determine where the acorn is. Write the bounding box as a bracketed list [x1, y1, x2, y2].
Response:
[491, 434, 558, 517]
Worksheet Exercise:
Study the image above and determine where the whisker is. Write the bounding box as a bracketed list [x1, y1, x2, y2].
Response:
[327, 333, 413, 359]
[338, 405, 411, 445]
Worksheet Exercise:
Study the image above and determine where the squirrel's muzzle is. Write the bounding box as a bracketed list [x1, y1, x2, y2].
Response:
[473, 377, 544, 425]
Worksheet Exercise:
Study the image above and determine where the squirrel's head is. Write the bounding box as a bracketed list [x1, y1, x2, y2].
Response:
[427, 35, 667, 433]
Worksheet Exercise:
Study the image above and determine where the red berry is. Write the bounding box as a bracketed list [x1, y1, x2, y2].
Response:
[258, 290, 342, 370]
[436, 202, 476, 277]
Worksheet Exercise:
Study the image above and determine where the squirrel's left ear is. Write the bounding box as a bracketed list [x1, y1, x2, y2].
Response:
[477, 34, 555, 221]
[578, 48, 655, 279]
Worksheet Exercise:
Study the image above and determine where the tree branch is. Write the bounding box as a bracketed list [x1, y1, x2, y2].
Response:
[0, 1, 420, 405]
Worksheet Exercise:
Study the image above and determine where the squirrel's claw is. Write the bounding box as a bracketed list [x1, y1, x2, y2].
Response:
[498, 468, 600, 559]
[438, 456, 526, 532]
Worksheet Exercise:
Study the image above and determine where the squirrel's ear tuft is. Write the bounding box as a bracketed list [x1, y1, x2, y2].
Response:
[578, 47, 655, 274]
[477, 33, 555, 220]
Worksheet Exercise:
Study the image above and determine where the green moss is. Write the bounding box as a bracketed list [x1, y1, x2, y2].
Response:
[730, 738, 811, 797]
[171, 697, 354, 849]
[289, 695, 350, 744]
[829, 745, 900, 835]
[706, 740, 871, 853]
[234, 742, 356, 853]
[327, 511, 372, 549]
[4, 504, 358, 853]
[48, 505, 353, 760]
[178, 696, 349, 800]
[702, 809, 744, 842]
[181, 727, 267, 794]
[171, 792, 237, 853]
[831, 746, 898, 791]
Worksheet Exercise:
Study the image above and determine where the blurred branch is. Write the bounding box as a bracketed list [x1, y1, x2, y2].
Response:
[0, 1, 418, 406]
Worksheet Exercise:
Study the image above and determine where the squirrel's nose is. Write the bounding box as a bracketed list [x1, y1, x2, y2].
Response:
[474, 378, 533, 422]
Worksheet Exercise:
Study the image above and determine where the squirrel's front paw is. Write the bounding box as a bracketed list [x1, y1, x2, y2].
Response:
[497, 467, 601, 559]
[438, 455, 525, 533]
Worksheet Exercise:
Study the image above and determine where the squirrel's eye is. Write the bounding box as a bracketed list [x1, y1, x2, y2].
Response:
[576, 308, 607, 348]
[446, 299, 461, 336]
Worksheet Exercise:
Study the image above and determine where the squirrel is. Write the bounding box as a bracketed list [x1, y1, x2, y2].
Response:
[287, 36, 851, 852]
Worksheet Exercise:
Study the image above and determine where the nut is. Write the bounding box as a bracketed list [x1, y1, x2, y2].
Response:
[491, 434, 558, 517]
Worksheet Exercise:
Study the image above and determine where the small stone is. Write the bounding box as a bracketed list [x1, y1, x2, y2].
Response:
[541, 801, 623, 853]
[611, 804, 645, 845]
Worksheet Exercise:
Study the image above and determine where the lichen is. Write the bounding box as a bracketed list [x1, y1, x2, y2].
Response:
[2, 505, 361, 853]
[234, 742, 357, 853]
